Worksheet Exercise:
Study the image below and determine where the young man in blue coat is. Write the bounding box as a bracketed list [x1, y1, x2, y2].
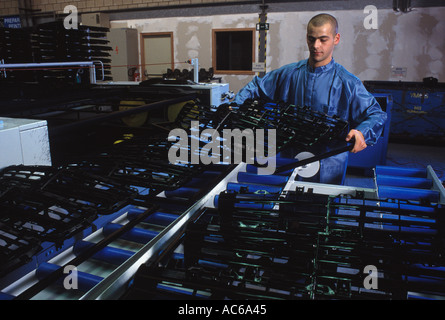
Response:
[234, 13, 387, 185]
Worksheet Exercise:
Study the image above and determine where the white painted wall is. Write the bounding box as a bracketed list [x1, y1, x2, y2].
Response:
[110, 7, 445, 93]
[111, 13, 259, 92]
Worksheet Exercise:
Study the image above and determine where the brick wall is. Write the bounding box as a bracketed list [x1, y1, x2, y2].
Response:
[1, 0, 243, 17]
[0, 0, 20, 16]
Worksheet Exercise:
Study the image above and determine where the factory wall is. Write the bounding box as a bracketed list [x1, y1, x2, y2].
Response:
[1, 1, 444, 94]
[110, 6, 445, 93]
[0, 0, 243, 16]
[265, 8, 444, 83]
[111, 13, 260, 93]
[0, 1, 20, 16]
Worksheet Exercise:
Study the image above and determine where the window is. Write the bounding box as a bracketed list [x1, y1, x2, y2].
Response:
[212, 28, 255, 75]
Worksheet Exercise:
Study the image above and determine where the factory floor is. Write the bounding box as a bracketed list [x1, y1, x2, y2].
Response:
[344, 142, 445, 189]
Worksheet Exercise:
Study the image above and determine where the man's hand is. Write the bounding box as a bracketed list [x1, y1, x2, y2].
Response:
[346, 129, 367, 153]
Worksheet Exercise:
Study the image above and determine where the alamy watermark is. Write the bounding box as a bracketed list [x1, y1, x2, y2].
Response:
[167, 121, 277, 175]
[364, 5, 378, 30]
[63, 265, 78, 290]
[363, 264, 378, 290]
[64, 5, 78, 30]
[61, 263, 380, 292]
[61, 5, 377, 33]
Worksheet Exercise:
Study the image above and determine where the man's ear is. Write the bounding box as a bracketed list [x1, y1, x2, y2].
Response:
[334, 33, 340, 45]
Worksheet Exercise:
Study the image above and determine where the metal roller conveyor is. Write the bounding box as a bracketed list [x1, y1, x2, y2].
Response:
[102, 224, 159, 244]
[1, 203, 157, 300]
[222, 168, 291, 197]
[182, 173, 223, 188]
[374, 200, 436, 213]
[2, 136, 236, 299]
[164, 187, 200, 199]
[73, 241, 135, 266]
[213, 193, 277, 211]
[236, 171, 289, 185]
[216, 155, 298, 207]
[126, 211, 178, 226]
[330, 197, 442, 236]
[375, 165, 445, 204]
[378, 186, 439, 202]
[0, 158, 234, 300]
[123, 182, 445, 300]
[376, 166, 427, 177]
[246, 157, 296, 175]
[226, 182, 282, 194]
[116, 129, 444, 301]
[377, 175, 433, 189]
[2, 97, 443, 300]
[36, 262, 103, 293]
[73, 164, 243, 300]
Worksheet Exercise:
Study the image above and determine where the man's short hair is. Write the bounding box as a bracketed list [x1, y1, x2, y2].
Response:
[308, 13, 338, 35]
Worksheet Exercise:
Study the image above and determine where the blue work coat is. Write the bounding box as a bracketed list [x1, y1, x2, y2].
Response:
[234, 58, 387, 185]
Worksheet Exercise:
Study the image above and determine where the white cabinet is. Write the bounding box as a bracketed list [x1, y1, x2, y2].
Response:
[108, 28, 139, 82]
[0, 117, 52, 170]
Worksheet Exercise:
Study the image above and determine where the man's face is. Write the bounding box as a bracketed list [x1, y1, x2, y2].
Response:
[306, 23, 340, 67]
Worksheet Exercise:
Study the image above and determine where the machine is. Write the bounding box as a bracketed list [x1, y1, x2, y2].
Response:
[0, 99, 444, 301]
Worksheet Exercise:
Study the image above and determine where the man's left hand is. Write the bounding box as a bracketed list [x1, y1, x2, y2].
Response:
[346, 129, 367, 153]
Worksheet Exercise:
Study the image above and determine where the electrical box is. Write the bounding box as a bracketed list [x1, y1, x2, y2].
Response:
[107, 28, 139, 82]
[187, 83, 231, 107]
[0, 117, 52, 170]
[153, 82, 231, 107]
[81, 13, 110, 28]
[138, 82, 229, 122]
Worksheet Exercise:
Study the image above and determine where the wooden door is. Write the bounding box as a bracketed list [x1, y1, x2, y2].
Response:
[140, 32, 174, 80]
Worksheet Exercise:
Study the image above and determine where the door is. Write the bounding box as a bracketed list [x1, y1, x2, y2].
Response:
[140, 32, 174, 80]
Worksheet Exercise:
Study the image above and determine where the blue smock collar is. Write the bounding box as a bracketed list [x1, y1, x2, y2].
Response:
[306, 58, 335, 73]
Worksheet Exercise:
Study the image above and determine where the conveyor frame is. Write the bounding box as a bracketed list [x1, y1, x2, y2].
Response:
[79, 162, 381, 300]
[78, 163, 241, 300]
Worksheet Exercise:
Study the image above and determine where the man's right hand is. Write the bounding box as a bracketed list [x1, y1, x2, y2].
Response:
[346, 129, 367, 153]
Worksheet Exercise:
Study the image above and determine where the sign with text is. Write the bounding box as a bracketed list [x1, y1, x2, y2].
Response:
[252, 62, 265, 72]
[3, 16, 21, 28]
[256, 23, 269, 31]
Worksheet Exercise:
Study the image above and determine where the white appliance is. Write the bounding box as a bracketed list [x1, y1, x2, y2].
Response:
[0, 117, 52, 170]
[99, 81, 232, 107]
[187, 83, 232, 107]
[107, 28, 139, 82]
[149, 82, 232, 107]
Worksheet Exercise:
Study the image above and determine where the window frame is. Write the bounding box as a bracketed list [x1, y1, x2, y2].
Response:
[212, 28, 256, 75]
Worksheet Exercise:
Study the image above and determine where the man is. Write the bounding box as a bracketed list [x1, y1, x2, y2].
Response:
[233, 13, 387, 185]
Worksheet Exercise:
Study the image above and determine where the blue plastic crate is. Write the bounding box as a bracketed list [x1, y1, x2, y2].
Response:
[364, 80, 445, 143]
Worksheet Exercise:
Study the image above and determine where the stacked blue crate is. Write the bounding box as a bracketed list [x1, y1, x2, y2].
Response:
[364, 80, 445, 145]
